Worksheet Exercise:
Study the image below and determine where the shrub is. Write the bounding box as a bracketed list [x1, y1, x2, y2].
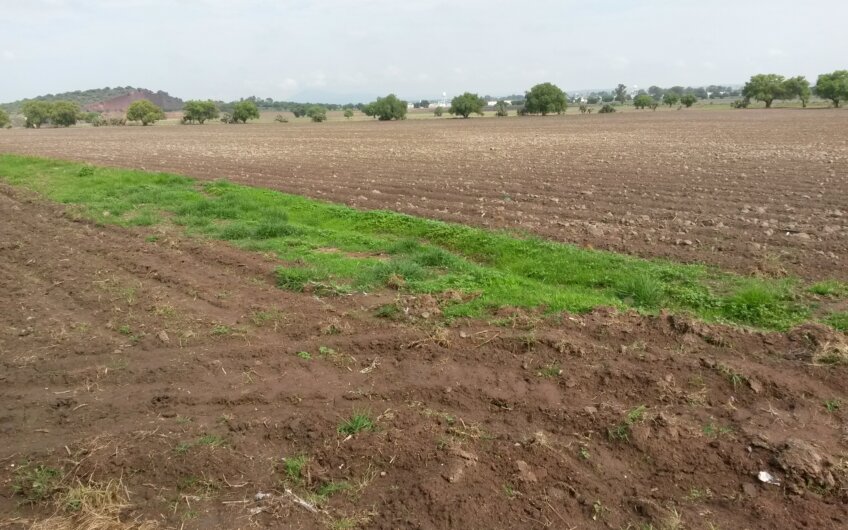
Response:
[274, 114, 288, 123]
[495, 100, 509, 117]
[0, 109, 9, 128]
[307, 105, 327, 122]
[21, 101, 52, 128]
[449, 92, 486, 118]
[231, 101, 259, 123]
[598, 104, 616, 114]
[343, 109, 354, 119]
[50, 101, 81, 127]
[680, 94, 698, 107]
[433, 106, 444, 117]
[731, 98, 750, 109]
[632, 94, 655, 109]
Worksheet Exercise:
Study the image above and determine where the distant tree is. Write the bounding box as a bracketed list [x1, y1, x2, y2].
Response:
[182, 100, 219, 124]
[814, 70, 848, 108]
[494, 100, 509, 117]
[231, 101, 260, 123]
[586, 95, 600, 105]
[22, 101, 53, 128]
[343, 109, 354, 119]
[662, 93, 680, 107]
[614, 84, 628, 104]
[0, 109, 9, 128]
[632, 94, 654, 109]
[307, 105, 327, 122]
[680, 94, 698, 108]
[742, 74, 786, 108]
[599, 104, 616, 114]
[434, 106, 444, 117]
[50, 101, 80, 127]
[364, 94, 407, 121]
[524, 82, 567, 115]
[601, 93, 615, 103]
[579, 103, 588, 114]
[648, 86, 664, 99]
[81, 111, 100, 124]
[419, 100, 430, 109]
[780, 76, 811, 107]
[731, 98, 751, 109]
[449, 92, 486, 118]
[126, 100, 165, 125]
[290, 104, 307, 118]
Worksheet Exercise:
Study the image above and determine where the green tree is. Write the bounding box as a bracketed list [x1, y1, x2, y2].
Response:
[815, 70, 848, 108]
[782, 76, 811, 107]
[742, 74, 786, 108]
[126, 100, 165, 125]
[662, 93, 680, 107]
[307, 105, 327, 122]
[524, 82, 567, 115]
[419, 100, 430, 109]
[22, 101, 53, 128]
[50, 101, 80, 127]
[586, 95, 600, 105]
[614, 84, 628, 104]
[364, 94, 407, 121]
[434, 106, 444, 117]
[632, 94, 654, 109]
[680, 94, 697, 108]
[343, 109, 354, 119]
[0, 109, 9, 128]
[494, 100, 509, 117]
[182, 100, 219, 124]
[449, 92, 486, 118]
[231, 101, 260, 123]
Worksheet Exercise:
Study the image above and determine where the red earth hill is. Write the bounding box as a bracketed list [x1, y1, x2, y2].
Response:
[85, 89, 184, 112]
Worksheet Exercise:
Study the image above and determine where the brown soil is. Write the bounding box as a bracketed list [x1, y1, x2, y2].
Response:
[1, 109, 846, 281]
[1, 184, 847, 529]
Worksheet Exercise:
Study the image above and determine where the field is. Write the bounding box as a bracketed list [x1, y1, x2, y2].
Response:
[1, 110, 847, 529]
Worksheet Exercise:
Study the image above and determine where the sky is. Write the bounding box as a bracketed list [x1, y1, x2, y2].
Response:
[2, 0, 847, 103]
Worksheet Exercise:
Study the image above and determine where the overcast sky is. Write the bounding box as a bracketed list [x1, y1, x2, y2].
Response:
[2, 0, 846, 103]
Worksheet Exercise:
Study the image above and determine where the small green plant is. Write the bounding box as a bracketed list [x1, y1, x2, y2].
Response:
[315, 480, 351, 499]
[608, 405, 647, 442]
[578, 446, 590, 460]
[503, 483, 518, 498]
[702, 422, 733, 438]
[78, 166, 95, 177]
[809, 280, 846, 297]
[375, 303, 400, 319]
[276, 266, 325, 292]
[592, 499, 608, 520]
[338, 411, 375, 436]
[211, 324, 232, 336]
[538, 364, 562, 378]
[825, 312, 848, 332]
[824, 399, 841, 413]
[117, 324, 132, 335]
[12, 464, 61, 502]
[197, 434, 226, 447]
[145, 235, 159, 243]
[715, 363, 747, 389]
[618, 273, 665, 308]
[174, 442, 193, 455]
[282, 455, 308, 482]
[297, 351, 312, 360]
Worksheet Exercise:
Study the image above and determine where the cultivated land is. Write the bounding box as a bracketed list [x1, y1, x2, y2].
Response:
[0, 110, 847, 529]
[0, 110, 846, 281]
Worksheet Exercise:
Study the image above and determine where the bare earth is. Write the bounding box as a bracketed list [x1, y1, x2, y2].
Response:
[0, 109, 846, 281]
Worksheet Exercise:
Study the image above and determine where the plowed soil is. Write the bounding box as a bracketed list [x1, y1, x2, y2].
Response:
[2, 182, 848, 529]
[0, 109, 846, 281]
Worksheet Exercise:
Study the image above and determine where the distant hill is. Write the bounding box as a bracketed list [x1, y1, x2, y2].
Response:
[0, 87, 184, 113]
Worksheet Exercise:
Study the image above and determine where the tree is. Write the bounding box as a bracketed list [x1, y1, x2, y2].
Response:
[780, 76, 811, 107]
[648, 86, 664, 99]
[449, 92, 485, 118]
[364, 94, 407, 121]
[126, 100, 165, 125]
[182, 100, 219, 124]
[662, 93, 679, 107]
[524, 82, 567, 115]
[680, 94, 698, 108]
[815, 70, 848, 108]
[495, 100, 509, 117]
[632, 94, 655, 109]
[343, 109, 354, 119]
[22, 101, 52, 128]
[614, 84, 628, 104]
[586, 95, 600, 105]
[742, 74, 786, 108]
[0, 109, 9, 128]
[419, 100, 430, 109]
[50, 101, 81, 127]
[434, 106, 444, 117]
[231, 101, 260, 123]
[307, 105, 327, 122]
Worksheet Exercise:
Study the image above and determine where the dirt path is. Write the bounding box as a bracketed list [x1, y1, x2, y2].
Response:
[1, 110, 846, 281]
[1, 184, 847, 528]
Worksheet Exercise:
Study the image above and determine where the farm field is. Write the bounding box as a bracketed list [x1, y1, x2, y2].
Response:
[0, 109, 846, 281]
[0, 109, 847, 530]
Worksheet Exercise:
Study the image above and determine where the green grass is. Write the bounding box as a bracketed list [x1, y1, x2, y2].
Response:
[282, 455, 308, 482]
[825, 312, 848, 332]
[809, 280, 847, 297]
[338, 411, 375, 436]
[0, 154, 842, 331]
[608, 405, 647, 442]
[12, 464, 62, 503]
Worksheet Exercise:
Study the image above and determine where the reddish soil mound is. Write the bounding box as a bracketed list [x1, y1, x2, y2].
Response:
[1, 184, 846, 529]
[84, 89, 183, 112]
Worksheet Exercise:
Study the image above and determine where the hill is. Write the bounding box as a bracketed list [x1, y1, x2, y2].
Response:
[0, 87, 184, 114]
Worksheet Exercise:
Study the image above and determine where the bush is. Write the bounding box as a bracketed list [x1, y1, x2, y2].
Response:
[632, 94, 655, 109]
[21, 101, 52, 128]
[0, 109, 9, 128]
[307, 106, 327, 123]
[182, 100, 219, 124]
[495, 100, 509, 117]
[343, 109, 354, 119]
[231, 101, 259, 123]
[433, 106, 444, 117]
[680, 94, 698, 108]
[50, 101, 80, 127]
[449, 92, 486, 118]
[363, 94, 407, 121]
[731, 98, 750, 109]
[274, 114, 289, 123]
[126, 100, 165, 125]
[524, 82, 567, 115]
[599, 104, 616, 114]
[662, 93, 679, 107]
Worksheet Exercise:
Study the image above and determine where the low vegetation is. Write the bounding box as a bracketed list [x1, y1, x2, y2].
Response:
[0, 154, 843, 331]
[126, 100, 165, 125]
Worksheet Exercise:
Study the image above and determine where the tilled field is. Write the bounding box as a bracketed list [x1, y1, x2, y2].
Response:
[0, 109, 846, 281]
[1, 184, 848, 529]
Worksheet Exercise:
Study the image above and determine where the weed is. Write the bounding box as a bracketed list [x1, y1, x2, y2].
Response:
[618, 273, 665, 308]
[145, 235, 159, 243]
[338, 411, 375, 436]
[117, 324, 132, 335]
[174, 442, 193, 455]
[276, 266, 325, 292]
[538, 364, 562, 378]
[825, 312, 848, 332]
[824, 399, 841, 413]
[685, 487, 713, 502]
[579, 446, 591, 460]
[250, 309, 283, 327]
[211, 324, 232, 336]
[375, 303, 400, 319]
[702, 423, 733, 438]
[315, 481, 351, 499]
[608, 405, 647, 442]
[197, 434, 226, 447]
[592, 499, 608, 521]
[282, 455, 308, 482]
[297, 351, 312, 360]
[12, 464, 61, 503]
[715, 363, 747, 389]
[503, 483, 518, 498]
[721, 283, 806, 329]
[809, 280, 847, 297]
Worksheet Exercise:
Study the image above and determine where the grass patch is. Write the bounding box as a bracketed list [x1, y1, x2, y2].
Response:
[809, 280, 847, 297]
[12, 463, 62, 503]
[825, 312, 848, 332]
[338, 411, 375, 436]
[608, 405, 647, 443]
[0, 154, 840, 331]
[282, 455, 308, 483]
